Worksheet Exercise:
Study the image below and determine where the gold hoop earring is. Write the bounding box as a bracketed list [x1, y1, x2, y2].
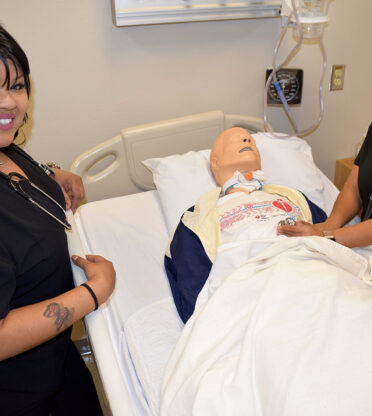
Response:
[13, 127, 27, 146]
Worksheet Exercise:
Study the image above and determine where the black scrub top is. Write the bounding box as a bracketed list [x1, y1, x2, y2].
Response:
[0, 144, 74, 411]
[354, 123, 372, 220]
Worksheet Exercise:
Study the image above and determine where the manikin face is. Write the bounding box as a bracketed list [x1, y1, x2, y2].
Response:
[210, 127, 261, 186]
[0, 60, 29, 148]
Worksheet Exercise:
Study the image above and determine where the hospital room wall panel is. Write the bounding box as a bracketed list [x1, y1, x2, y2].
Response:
[1, 0, 372, 185]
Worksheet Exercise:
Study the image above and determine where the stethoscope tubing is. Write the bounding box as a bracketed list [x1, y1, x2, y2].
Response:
[0, 145, 71, 230]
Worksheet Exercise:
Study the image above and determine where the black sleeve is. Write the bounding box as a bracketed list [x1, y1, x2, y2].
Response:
[354, 123, 372, 220]
[0, 250, 16, 320]
[355, 123, 372, 166]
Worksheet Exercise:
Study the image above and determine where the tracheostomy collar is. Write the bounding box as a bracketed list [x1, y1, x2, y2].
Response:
[221, 170, 266, 196]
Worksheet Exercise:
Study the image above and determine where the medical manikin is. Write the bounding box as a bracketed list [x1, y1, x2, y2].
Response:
[164, 127, 327, 323]
[211, 127, 307, 243]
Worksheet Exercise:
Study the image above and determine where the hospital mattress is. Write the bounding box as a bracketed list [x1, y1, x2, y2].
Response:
[71, 169, 348, 415]
[74, 190, 181, 415]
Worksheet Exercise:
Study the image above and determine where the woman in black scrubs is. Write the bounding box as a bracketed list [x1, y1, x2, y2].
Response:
[278, 124, 372, 247]
[0, 26, 115, 415]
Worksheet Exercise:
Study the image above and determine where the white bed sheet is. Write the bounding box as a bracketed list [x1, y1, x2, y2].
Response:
[72, 173, 363, 415]
[124, 297, 183, 414]
[74, 190, 173, 415]
[161, 236, 372, 416]
[75, 190, 171, 321]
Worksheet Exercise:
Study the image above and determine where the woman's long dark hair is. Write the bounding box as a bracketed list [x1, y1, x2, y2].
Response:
[0, 25, 30, 97]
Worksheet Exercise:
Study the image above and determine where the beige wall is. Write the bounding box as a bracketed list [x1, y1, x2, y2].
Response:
[2, 0, 371, 181]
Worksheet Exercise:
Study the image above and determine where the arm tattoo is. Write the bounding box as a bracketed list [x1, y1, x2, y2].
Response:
[43, 302, 74, 331]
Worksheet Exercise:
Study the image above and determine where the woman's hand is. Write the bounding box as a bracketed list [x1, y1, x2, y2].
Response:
[277, 220, 324, 237]
[0, 255, 115, 360]
[71, 255, 116, 305]
[51, 169, 85, 212]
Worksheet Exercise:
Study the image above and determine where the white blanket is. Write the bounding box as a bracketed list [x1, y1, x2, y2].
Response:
[161, 237, 372, 416]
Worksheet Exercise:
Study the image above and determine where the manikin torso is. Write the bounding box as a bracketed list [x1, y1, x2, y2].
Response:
[210, 128, 304, 243]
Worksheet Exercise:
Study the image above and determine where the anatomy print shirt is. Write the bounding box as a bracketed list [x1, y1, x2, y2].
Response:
[217, 190, 304, 244]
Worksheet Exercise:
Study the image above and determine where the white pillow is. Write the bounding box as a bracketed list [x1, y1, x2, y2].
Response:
[254, 132, 324, 208]
[143, 133, 324, 234]
[143, 150, 216, 233]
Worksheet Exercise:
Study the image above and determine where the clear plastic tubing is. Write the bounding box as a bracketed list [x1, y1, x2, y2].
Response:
[263, 0, 328, 137]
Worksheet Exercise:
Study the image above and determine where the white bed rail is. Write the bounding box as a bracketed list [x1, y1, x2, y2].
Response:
[70, 110, 270, 203]
[66, 211, 138, 416]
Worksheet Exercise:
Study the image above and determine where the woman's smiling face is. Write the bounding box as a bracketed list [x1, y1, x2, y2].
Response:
[0, 60, 29, 148]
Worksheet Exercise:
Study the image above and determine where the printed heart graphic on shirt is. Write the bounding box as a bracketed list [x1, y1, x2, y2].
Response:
[273, 199, 292, 213]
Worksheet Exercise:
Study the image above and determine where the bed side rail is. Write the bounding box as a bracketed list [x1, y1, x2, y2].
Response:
[70, 111, 270, 202]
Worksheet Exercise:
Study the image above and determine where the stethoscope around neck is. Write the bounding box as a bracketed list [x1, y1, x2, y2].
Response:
[0, 145, 71, 230]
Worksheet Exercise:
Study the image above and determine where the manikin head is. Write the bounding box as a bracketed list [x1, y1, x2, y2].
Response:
[210, 127, 261, 187]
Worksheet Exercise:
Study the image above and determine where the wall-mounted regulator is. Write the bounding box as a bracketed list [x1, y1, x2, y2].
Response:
[265, 68, 303, 105]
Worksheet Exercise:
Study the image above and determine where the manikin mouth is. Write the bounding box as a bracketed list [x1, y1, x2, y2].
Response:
[239, 146, 253, 153]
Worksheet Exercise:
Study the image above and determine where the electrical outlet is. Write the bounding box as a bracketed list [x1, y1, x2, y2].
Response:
[330, 64, 345, 91]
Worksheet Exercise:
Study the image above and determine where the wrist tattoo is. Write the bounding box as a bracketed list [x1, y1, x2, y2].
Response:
[43, 302, 74, 331]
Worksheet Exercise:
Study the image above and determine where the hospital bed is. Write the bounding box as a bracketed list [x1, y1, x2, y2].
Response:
[66, 110, 372, 416]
